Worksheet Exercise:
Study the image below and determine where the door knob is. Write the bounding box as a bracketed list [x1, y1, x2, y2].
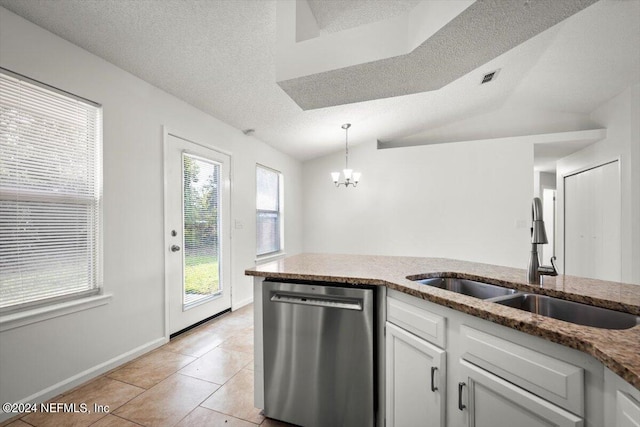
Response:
[170, 244, 181, 252]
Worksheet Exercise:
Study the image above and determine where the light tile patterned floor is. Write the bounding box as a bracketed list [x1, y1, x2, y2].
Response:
[2, 305, 294, 427]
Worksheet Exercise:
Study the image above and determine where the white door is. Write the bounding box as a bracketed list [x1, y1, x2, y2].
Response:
[165, 133, 231, 335]
[386, 322, 446, 427]
[564, 161, 620, 281]
[458, 360, 582, 427]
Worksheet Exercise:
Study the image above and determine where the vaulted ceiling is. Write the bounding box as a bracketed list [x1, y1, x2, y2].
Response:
[1, 0, 638, 168]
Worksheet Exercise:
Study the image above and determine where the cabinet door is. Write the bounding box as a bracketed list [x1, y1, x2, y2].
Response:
[617, 391, 640, 427]
[458, 360, 582, 427]
[386, 322, 445, 427]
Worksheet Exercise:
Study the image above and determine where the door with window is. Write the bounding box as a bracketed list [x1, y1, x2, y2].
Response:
[165, 133, 231, 335]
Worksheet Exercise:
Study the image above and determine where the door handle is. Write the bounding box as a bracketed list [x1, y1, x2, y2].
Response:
[170, 244, 181, 252]
[458, 382, 466, 411]
[271, 293, 362, 311]
[430, 366, 438, 392]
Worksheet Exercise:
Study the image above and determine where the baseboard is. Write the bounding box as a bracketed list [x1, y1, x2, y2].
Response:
[0, 336, 167, 423]
[232, 296, 253, 311]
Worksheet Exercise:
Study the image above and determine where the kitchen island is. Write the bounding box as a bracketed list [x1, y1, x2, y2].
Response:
[246, 253, 640, 426]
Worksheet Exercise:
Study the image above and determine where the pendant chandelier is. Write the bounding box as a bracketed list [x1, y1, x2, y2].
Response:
[331, 123, 361, 188]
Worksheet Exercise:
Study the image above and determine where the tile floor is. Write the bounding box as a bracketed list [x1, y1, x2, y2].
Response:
[2, 305, 293, 427]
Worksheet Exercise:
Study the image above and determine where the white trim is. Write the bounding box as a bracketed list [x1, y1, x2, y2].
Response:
[167, 130, 233, 157]
[162, 126, 171, 342]
[232, 296, 254, 311]
[0, 294, 112, 332]
[256, 162, 282, 174]
[561, 157, 620, 179]
[0, 336, 166, 423]
[255, 251, 287, 265]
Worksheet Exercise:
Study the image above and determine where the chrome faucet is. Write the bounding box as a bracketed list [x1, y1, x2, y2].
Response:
[527, 197, 558, 285]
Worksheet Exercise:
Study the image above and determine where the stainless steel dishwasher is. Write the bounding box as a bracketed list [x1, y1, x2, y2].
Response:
[262, 280, 376, 427]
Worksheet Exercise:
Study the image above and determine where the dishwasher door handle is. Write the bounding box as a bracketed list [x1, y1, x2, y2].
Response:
[271, 292, 363, 311]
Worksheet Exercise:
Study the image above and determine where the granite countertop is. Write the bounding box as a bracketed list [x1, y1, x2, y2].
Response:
[246, 253, 640, 390]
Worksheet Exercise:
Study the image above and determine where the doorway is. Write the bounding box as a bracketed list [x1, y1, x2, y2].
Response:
[164, 132, 232, 335]
[541, 188, 556, 264]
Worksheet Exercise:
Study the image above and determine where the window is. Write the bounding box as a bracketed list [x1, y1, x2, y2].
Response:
[256, 165, 282, 256]
[0, 69, 102, 313]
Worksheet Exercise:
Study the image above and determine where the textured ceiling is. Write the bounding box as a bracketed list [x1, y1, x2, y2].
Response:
[0, 0, 638, 164]
[278, 0, 598, 110]
[307, 0, 420, 34]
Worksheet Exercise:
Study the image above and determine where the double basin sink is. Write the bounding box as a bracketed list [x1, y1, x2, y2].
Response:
[414, 277, 640, 330]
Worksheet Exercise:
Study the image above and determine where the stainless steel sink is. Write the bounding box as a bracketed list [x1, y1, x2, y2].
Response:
[416, 278, 518, 300]
[493, 293, 640, 330]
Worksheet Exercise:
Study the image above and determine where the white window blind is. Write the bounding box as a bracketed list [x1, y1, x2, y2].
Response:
[0, 69, 102, 312]
[256, 165, 282, 256]
[182, 153, 221, 307]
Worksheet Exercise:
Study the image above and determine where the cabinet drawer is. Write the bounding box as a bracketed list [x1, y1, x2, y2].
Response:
[461, 325, 584, 416]
[387, 294, 445, 348]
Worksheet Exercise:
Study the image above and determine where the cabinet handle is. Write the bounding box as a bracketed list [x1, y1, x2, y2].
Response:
[430, 366, 438, 392]
[458, 382, 466, 411]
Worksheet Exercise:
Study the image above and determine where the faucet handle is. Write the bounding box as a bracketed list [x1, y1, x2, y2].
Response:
[538, 256, 558, 277]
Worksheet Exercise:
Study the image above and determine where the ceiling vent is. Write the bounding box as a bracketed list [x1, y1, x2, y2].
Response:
[481, 69, 501, 84]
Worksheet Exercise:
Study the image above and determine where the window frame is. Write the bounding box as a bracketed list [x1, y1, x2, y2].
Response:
[255, 164, 284, 258]
[0, 67, 105, 324]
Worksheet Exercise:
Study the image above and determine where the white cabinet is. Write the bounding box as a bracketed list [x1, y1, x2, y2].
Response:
[617, 391, 640, 427]
[457, 326, 584, 427]
[385, 290, 598, 427]
[386, 322, 446, 427]
[458, 360, 583, 427]
[460, 326, 584, 415]
[605, 368, 640, 427]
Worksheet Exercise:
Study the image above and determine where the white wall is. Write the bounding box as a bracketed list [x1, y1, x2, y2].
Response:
[383, 104, 598, 148]
[556, 83, 640, 285]
[303, 139, 533, 268]
[534, 171, 556, 198]
[0, 7, 302, 412]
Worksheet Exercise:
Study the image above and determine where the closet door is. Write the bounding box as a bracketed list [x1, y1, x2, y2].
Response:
[564, 161, 620, 281]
